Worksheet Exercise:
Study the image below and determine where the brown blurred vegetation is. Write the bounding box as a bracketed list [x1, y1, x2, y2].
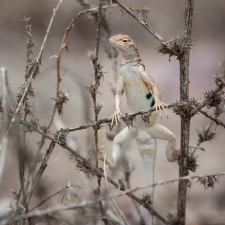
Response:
[0, 0, 225, 224]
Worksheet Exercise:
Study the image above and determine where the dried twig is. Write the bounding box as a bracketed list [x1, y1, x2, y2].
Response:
[47, 20, 74, 129]
[27, 124, 166, 223]
[0, 0, 64, 155]
[103, 153, 130, 225]
[0, 68, 9, 186]
[2, 169, 224, 225]
[124, 170, 146, 225]
[112, 0, 165, 43]
[64, 98, 225, 134]
[190, 100, 225, 157]
[25, 141, 56, 207]
[30, 184, 79, 211]
[87, 1, 108, 224]
[199, 109, 225, 128]
[177, 1, 194, 223]
[74, 4, 118, 23]
[190, 83, 225, 117]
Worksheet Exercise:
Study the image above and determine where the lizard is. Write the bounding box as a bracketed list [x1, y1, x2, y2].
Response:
[101, 34, 179, 225]
[104, 33, 178, 171]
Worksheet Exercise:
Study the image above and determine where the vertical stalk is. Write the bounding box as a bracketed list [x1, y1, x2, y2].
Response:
[91, 1, 108, 224]
[177, 0, 194, 224]
[93, 0, 102, 189]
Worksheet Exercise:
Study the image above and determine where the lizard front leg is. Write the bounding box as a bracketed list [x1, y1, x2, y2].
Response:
[111, 75, 124, 126]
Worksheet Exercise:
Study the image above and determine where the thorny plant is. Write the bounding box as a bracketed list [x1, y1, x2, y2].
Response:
[0, 0, 225, 225]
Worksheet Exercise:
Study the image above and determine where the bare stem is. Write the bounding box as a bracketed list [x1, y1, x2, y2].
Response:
[63, 100, 225, 133]
[92, 1, 108, 224]
[31, 126, 167, 223]
[0, 68, 9, 187]
[177, 0, 194, 223]
[26, 141, 56, 208]
[0, 0, 64, 156]
[113, 0, 165, 43]
[47, 19, 74, 129]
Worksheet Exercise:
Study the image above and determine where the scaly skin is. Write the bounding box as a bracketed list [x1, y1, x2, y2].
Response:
[104, 34, 178, 225]
[109, 34, 168, 126]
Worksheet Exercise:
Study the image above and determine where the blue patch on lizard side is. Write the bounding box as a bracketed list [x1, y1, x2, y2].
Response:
[151, 99, 155, 107]
[146, 92, 155, 107]
[146, 92, 151, 99]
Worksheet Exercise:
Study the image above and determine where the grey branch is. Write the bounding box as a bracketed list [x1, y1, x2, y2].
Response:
[113, 0, 165, 43]
[0, 0, 64, 155]
[1, 170, 224, 225]
[0, 68, 9, 186]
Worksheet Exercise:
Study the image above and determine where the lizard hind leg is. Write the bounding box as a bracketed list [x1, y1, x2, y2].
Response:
[112, 127, 137, 172]
[136, 131, 156, 225]
[146, 123, 178, 162]
[136, 131, 157, 195]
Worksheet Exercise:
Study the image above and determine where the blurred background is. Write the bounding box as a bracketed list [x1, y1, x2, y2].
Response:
[0, 0, 225, 224]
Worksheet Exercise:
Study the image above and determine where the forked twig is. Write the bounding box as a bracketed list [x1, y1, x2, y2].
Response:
[47, 19, 74, 129]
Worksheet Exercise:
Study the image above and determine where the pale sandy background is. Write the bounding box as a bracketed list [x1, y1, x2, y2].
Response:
[0, 0, 225, 224]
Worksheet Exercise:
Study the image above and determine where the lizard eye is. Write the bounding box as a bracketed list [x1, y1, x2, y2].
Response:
[123, 39, 128, 43]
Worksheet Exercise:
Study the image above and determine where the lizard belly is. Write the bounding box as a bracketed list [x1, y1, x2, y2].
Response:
[122, 71, 156, 126]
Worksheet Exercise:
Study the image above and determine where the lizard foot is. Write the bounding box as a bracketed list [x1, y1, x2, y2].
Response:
[176, 145, 205, 154]
[99, 154, 116, 171]
[111, 110, 123, 126]
[155, 101, 168, 119]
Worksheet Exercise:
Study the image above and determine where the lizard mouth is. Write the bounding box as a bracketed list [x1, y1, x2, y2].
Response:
[108, 37, 114, 43]
[108, 37, 123, 51]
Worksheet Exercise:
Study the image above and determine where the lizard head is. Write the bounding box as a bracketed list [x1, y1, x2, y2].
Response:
[109, 34, 139, 58]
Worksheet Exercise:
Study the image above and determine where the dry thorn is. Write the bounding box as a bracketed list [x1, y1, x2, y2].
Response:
[47, 19, 74, 129]
[0, 0, 65, 155]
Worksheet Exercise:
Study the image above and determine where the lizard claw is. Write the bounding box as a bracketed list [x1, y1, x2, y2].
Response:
[155, 101, 168, 119]
[111, 110, 122, 126]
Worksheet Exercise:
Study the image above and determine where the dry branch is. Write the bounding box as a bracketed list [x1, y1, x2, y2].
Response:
[47, 20, 74, 129]
[29, 124, 167, 223]
[0, 68, 9, 186]
[113, 0, 165, 43]
[25, 141, 56, 208]
[199, 109, 225, 128]
[0, 0, 64, 156]
[1, 168, 224, 225]
[177, 1, 194, 223]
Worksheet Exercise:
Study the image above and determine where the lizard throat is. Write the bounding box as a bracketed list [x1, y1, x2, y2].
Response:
[121, 55, 145, 68]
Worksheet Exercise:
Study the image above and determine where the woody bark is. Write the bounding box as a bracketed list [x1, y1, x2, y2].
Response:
[177, 0, 194, 224]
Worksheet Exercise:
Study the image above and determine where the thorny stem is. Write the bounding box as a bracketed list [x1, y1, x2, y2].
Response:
[26, 141, 56, 208]
[31, 15, 74, 207]
[2, 169, 225, 225]
[47, 19, 74, 130]
[199, 109, 225, 129]
[15, 0, 64, 211]
[0, 0, 64, 152]
[74, 4, 118, 23]
[177, 0, 194, 224]
[113, 0, 165, 43]
[63, 102, 225, 133]
[91, 0, 107, 224]
[30, 184, 78, 211]
[191, 100, 225, 156]
[190, 83, 225, 116]
[30, 126, 167, 224]
[125, 172, 146, 225]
